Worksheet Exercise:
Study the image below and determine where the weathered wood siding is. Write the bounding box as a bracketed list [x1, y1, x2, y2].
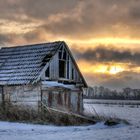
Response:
[49, 52, 59, 80]
[1, 84, 41, 109]
[41, 49, 83, 84]
[41, 87, 83, 114]
[0, 41, 86, 115]
[0, 83, 83, 114]
[70, 91, 83, 113]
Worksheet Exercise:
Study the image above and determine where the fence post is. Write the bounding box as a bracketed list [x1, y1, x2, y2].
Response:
[1, 86, 5, 110]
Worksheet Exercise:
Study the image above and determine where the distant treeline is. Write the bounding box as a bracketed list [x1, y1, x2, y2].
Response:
[84, 86, 140, 100]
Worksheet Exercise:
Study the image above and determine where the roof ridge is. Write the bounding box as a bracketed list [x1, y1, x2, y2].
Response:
[1, 41, 64, 49]
[0, 41, 64, 85]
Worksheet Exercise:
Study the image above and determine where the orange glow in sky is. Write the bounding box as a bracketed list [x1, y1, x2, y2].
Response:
[0, 0, 140, 88]
[77, 60, 126, 75]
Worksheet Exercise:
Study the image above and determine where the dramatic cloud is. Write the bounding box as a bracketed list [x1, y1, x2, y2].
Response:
[71, 44, 140, 89]
[85, 71, 140, 90]
[0, 34, 13, 46]
[72, 45, 140, 65]
[0, 0, 140, 39]
[0, 0, 140, 89]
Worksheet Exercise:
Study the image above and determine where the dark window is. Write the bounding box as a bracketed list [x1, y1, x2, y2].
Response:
[58, 48, 70, 79]
[59, 51, 62, 59]
[72, 68, 74, 80]
[42, 54, 52, 65]
[60, 46, 63, 51]
[45, 66, 50, 77]
[59, 60, 66, 78]
[63, 50, 67, 60]
[67, 61, 69, 79]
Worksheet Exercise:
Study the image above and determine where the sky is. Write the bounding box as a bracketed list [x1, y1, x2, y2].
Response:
[0, 0, 140, 89]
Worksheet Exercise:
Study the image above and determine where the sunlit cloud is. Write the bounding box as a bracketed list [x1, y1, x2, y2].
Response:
[0, 0, 140, 89]
[77, 60, 127, 75]
[0, 19, 43, 34]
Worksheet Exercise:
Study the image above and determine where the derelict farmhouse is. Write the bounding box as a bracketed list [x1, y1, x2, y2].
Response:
[0, 41, 87, 114]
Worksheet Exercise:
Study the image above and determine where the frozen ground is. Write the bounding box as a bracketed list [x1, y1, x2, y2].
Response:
[84, 99, 140, 125]
[0, 99, 140, 140]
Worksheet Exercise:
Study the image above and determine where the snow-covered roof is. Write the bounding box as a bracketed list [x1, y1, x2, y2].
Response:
[42, 81, 77, 90]
[0, 41, 62, 85]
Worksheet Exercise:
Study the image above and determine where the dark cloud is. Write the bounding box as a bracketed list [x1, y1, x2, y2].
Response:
[102, 71, 140, 89]
[130, 7, 140, 20]
[35, 0, 140, 39]
[0, 0, 78, 20]
[86, 71, 140, 90]
[0, 0, 140, 39]
[0, 0, 140, 89]
[72, 45, 140, 65]
[23, 30, 41, 42]
[0, 34, 13, 46]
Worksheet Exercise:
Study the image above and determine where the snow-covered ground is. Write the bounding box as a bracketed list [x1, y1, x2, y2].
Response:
[0, 99, 140, 140]
[84, 99, 140, 125]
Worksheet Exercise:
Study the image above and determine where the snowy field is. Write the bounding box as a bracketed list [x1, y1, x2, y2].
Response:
[0, 99, 140, 140]
[84, 99, 140, 105]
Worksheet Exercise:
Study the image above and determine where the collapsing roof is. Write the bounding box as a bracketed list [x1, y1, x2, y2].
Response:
[0, 41, 62, 85]
[0, 41, 87, 87]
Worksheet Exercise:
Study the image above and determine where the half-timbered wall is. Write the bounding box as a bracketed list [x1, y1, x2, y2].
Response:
[0, 83, 83, 114]
[41, 45, 83, 84]
[0, 41, 86, 115]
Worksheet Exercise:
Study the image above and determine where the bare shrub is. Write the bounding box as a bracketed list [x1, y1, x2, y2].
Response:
[0, 103, 94, 125]
[41, 107, 95, 126]
[0, 103, 40, 122]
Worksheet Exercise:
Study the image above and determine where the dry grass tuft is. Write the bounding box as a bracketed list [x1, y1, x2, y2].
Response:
[0, 103, 95, 126]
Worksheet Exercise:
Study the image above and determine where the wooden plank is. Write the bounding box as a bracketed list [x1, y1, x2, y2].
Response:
[41, 101, 95, 123]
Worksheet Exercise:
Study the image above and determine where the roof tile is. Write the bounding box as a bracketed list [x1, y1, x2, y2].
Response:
[0, 41, 62, 85]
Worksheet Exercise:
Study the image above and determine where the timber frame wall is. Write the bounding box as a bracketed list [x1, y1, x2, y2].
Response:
[0, 83, 83, 114]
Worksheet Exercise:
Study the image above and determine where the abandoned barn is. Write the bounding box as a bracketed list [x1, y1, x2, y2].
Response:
[0, 41, 87, 114]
